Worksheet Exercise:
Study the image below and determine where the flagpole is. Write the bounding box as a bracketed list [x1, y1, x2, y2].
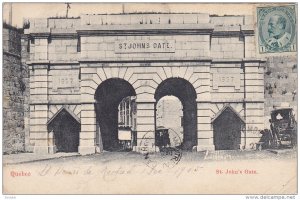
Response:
[65, 3, 71, 18]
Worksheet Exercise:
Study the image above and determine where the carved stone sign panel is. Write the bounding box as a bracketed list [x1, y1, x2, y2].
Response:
[52, 70, 80, 93]
[115, 40, 175, 53]
[213, 73, 240, 90]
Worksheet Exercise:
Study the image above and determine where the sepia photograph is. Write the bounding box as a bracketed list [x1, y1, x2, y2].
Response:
[1, 2, 298, 197]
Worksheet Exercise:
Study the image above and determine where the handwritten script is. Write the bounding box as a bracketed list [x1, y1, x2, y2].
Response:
[37, 163, 204, 181]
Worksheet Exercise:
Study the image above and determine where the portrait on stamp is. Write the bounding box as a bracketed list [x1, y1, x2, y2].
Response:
[257, 5, 297, 53]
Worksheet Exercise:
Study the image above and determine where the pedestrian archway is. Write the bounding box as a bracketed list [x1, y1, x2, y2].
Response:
[212, 106, 245, 150]
[95, 78, 136, 151]
[47, 107, 81, 153]
[155, 78, 197, 151]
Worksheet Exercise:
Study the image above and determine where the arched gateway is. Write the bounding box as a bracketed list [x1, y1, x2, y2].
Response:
[25, 13, 265, 154]
[95, 78, 136, 151]
[155, 78, 197, 150]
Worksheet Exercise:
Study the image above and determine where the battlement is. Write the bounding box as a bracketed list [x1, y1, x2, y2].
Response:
[25, 13, 254, 34]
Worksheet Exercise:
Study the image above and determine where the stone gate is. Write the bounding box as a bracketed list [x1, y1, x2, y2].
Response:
[24, 13, 265, 154]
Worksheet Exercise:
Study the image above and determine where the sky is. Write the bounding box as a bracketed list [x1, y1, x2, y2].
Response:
[2, 3, 256, 28]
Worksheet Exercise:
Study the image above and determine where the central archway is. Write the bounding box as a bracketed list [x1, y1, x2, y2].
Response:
[95, 78, 136, 151]
[154, 78, 197, 151]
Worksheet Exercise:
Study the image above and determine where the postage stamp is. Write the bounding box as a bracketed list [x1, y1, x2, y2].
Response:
[257, 5, 297, 53]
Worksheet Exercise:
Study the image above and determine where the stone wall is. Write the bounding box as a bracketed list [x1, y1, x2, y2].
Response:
[211, 36, 245, 59]
[21, 34, 31, 152]
[25, 14, 256, 63]
[264, 56, 297, 125]
[3, 24, 29, 154]
[48, 38, 79, 61]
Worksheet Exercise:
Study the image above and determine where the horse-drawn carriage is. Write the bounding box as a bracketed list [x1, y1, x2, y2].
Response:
[155, 127, 171, 148]
[260, 108, 297, 149]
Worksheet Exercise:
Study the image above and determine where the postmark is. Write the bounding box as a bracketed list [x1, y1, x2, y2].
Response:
[140, 128, 183, 169]
[257, 5, 297, 53]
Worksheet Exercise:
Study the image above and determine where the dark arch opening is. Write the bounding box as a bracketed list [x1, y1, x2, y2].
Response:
[47, 108, 80, 153]
[213, 107, 245, 150]
[95, 78, 136, 151]
[154, 78, 197, 151]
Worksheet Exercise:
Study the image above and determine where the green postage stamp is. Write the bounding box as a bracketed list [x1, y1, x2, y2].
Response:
[257, 5, 297, 53]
